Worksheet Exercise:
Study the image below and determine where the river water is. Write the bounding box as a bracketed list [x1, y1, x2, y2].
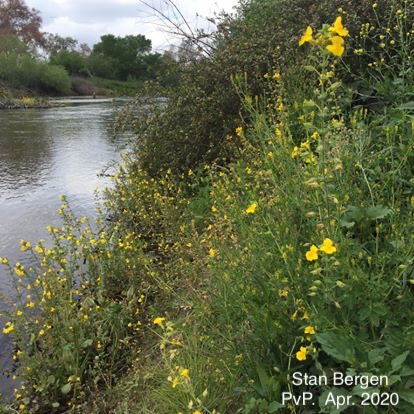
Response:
[0, 97, 129, 398]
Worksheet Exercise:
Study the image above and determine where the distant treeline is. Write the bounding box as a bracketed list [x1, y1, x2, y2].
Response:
[0, 0, 179, 95]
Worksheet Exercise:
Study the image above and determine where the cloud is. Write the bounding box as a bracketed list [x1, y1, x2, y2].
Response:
[25, 0, 239, 50]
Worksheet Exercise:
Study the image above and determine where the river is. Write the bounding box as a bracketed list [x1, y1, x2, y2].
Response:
[0, 97, 129, 398]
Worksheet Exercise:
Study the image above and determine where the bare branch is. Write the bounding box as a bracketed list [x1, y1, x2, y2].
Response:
[138, 0, 216, 57]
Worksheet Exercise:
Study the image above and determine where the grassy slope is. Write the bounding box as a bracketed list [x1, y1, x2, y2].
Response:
[88, 65, 414, 413]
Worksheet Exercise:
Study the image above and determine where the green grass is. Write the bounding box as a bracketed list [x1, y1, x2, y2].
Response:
[89, 77, 144, 96]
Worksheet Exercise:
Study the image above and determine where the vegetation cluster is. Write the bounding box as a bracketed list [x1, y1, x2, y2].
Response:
[1, 0, 414, 413]
[0, 0, 178, 99]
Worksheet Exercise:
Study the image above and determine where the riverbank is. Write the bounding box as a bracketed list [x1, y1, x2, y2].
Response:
[1, 1, 414, 413]
[0, 76, 142, 110]
[0, 96, 52, 110]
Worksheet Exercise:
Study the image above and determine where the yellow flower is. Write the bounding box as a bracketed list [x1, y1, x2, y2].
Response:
[279, 289, 289, 298]
[299, 26, 313, 46]
[291, 146, 299, 158]
[193, 411, 202, 414]
[171, 377, 179, 388]
[304, 326, 315, 335]
[3, 322, 14, 334]
[39, 329, 45, 336]
[35, 245, 44, 254]
[319, 238, 337, 254]
[246, 203, 257, 214]
[329, 16, 349, 37]
[235, 127, 243, 136]
[180, 368, 189, 378]
[209, 248, 216, 257]
[273, 72, 281, 79]
[153, 317, 166, 327]
[305, 245, 319, 261]
[20, 240, 31, 252]
[326, 36, 345, 57]
[0, 257, 8, 264]
[296, 346, 308, 361]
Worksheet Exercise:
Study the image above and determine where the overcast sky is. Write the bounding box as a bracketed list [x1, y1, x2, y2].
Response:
[25, 0, 239, 51]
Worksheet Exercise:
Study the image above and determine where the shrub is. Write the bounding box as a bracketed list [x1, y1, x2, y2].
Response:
[0, 52, 71, 94]
[49, 50, 90, 77]
[39, 63, 71, 94]
[119, 0, 413, 178]
[0, 200, 150, 412]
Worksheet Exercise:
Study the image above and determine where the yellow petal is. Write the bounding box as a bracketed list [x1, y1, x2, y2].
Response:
[326, 36, 345, 57]
[299, 26, 313, 46]
[329, 16, 349, 37]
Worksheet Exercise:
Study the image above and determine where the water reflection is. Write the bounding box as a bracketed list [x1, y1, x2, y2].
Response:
[0, 109, 52, 194]
[0, 98, 128, 398]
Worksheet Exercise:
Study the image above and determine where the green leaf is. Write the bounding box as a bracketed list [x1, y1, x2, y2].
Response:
[60, 383, 72, 395]
[304, 66, 316, 72]
[303, 122, 315, 130]
[82, 339, 93, 348]
[316, 332, 356, 364]
[303, 99, 316, 107]
[388, 375, 401, 386]
[399, 390, 414, 405]
[391, 350, 410, 371]
[256, 365, 270, 390]
[339, 219, 355, 229]
[398, 101, 414, 111]
[328, 82, 342, 92]
[366, 205, 392, 220]
[340, 206, 362, 227]
[126, 286, 135, 300]
[268, 401, 283, 412]
[400, 366, 414, 377]
[368, 348, 385, 365]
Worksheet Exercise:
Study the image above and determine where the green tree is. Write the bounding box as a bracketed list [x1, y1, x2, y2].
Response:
[50, 50, 89, 76]
[91, 34, 153, 80]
